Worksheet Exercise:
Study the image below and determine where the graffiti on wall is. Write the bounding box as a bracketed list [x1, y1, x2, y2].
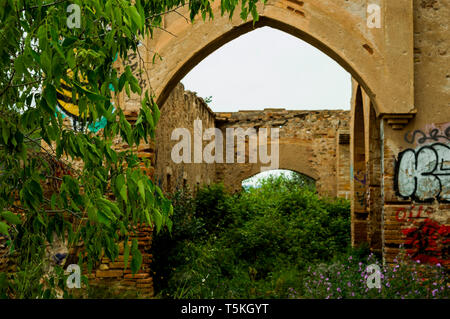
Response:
[404, 123, 450, 145]
[402, 218, 450, 265]
[395, 143, 450, 203]
[354, 169, 367, 186]
[395, 205, 434, 223]
[394, 205, 449, 266]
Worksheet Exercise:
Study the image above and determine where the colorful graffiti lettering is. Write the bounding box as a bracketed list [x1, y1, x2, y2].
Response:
[56, 55, 119, 132]
[402, 218, 450, 266]
[395, 143, 450, 203]
[354, 170, 367, 185]
[395, 205, 434, 224]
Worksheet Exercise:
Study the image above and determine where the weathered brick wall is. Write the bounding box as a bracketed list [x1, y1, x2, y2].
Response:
[214, 109, 350, 196]
[154, 83, 217, 193]
[376, 0, 450, 267]
[85, 224, 154, 298]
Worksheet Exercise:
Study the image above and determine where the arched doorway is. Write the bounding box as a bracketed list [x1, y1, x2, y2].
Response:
[120, 0, 415, 251]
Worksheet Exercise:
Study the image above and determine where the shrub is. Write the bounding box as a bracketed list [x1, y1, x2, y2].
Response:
[152, 175, 352, 298]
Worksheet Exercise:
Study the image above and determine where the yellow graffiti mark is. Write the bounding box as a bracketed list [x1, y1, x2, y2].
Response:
[56, 72, 89, 119]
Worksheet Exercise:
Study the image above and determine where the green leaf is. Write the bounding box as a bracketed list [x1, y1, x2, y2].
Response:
[2, 125, 9, 144]
[44, 84, 57, 109]
[130, 239, 142, 274]
[153, 208, 163, 233]
[116, 174, 128, 204]
[137, 180, 145, 202]
[128, 6, 142, 30]
[1, 211, 21, 225]
[0, 222, 9, 236]
[123, 238, 130, 270]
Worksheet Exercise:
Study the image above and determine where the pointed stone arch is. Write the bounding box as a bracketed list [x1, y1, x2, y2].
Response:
[122, 0, 414, 121]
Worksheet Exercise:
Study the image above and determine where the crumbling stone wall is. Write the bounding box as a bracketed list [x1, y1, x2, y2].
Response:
[154, 83, 351, 198]
[154, 83, 217, 193]
[214, 109, 350, 196]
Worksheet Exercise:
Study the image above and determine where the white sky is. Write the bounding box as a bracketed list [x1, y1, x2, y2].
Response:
[181, 26, 351, 112]
[242, 169, 296, 188]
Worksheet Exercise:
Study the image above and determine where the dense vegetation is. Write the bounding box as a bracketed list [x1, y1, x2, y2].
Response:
[152, 174, 449, 299]
[0, 0, 265, 298]
[152, 174, 351, 298]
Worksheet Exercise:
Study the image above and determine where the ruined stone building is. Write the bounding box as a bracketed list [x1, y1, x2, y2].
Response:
[82, 0, 450, 294]
[2, 0, 448, 296]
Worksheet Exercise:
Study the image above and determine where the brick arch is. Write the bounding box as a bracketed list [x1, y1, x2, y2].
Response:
[240, 167, 317, 187]
[138, 0, 414, 117]
[220, 145, 321, 194]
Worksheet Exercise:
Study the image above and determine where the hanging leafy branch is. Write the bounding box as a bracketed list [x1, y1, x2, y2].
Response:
[0, 0, 265, 298]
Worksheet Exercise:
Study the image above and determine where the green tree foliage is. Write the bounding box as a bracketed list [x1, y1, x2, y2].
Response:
[0, 0, 265, 298]
[152, 176, 351, 298]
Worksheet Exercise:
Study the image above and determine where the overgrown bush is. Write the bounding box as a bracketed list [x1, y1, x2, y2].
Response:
[152, 174, 351, 298]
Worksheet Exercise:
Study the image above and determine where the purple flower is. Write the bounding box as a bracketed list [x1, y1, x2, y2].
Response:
[432, 289, 438, 297]
[351, 292, 355, 297]
[347, 282, 352, 287]
[337, 288, 341, 293]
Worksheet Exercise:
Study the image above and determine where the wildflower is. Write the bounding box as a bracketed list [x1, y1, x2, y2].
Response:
[351, 292, 355, 297]
[347, 282, 352, 287]
[337, 271, 341, 276]
[337, 288, 341, 293]
[385, 282, 390, 288]
[432, 289, 438, 297]
[325, 278, 329, 281]
[436, 263, 441, 267]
